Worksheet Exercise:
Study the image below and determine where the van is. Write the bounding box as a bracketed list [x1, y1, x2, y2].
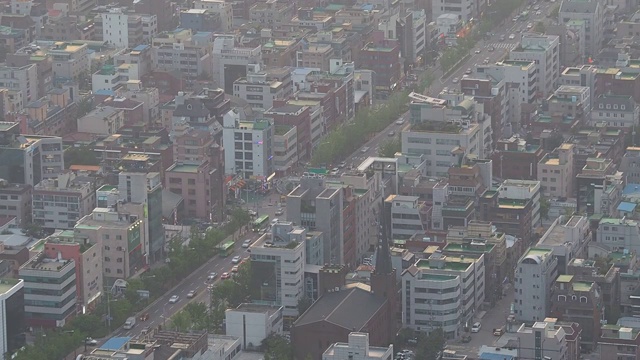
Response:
[124, 316, 136, 330]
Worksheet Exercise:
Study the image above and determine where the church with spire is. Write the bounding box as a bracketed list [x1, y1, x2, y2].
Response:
[290, 197, 400, 360]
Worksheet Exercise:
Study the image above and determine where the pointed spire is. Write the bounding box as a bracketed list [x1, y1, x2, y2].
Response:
[374, 196, 393, 275]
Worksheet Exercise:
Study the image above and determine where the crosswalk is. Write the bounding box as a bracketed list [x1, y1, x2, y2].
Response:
[487, 43, 518, 50]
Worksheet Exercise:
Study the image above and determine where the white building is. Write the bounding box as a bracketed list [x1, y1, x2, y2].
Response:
[620, 147, 640, 184]
[193, 0, 233, 32]
[509, 34, 560, 97]
[47, 42, 90, 81]
[233, 72, 287, 113]
[19, 255, 77, 327]
[402, 251, 485, 339]
[402, 93, 492, 178]
[537, 215, 590, 274]
[514, 247, 558, 323]
[476, 60, 537, 130]
[590, 94, 639, 128]
[432, 0, 475, 23]
[559, 0, 604, 58]
[385, 195, 427, 240]
[101, 9, 136, 48]
[222, 111, 273, 179]
[516, 318, 569, 360]
[225, 303, 283, 350]
[498, 179, 541, 228]
[32, 172, 96, 230]
[323, 332, 394, 360]
[212, 36, 262, 92]
[249, 222, 305, 317]
[596, 218, 640, 255]
[0, 64, 38, 108]
[0, 278, 24, 358]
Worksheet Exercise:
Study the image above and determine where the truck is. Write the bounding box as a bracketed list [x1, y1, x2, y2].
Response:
[124, 316, 136, 330]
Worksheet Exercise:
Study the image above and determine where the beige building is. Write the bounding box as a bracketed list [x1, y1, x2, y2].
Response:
[233, 72, 287, 112]
[32, 172, 96, 230]
[0, 182, 32, 226]
[119, 80, 159, 124]
[515, 319, 569, 360]
[273, 124, 298, 175]
[75, 205, 145, 284]
[152, 29, 213, 82]
[77, 106, 125, 135]
[537, 143, 575, 198]
[598, 324, 640, 360]
[296, 44, 334, 71]
[47, 42, 90, 80]
[249, 0, 295, 26]
[0, 63, 37, 108]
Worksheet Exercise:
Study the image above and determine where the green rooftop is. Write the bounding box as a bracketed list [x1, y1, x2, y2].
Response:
[421, 274, 458, 281]
[498, 198, 528, 208]
[556, 274, 573, 283]
[416, 257, 473, 272]
[98, 185, 118, 192]
[573, 281, 593, 292]
[444, 242, 495, 253]
[0, 278, 21, 294]
[275, 124, 293, 136]
[169, 164, 200, 173]
[525, 247, 553, 257]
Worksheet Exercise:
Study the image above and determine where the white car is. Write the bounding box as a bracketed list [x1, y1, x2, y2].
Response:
[361, 146, 370, 153]
[275, 208, 284, 216]
[232, 256, 242, 264]
[471, 322, 482, 333]
[186, 290, 197, 298]
[465, 68, 472, 74]
[242, 239, 252, 248]
[452, 77, 459, 84]
[169, 295, 180, 304]
[474, 49, 481, 54]
[85, 337, 98, 346]
[207, 272, 217, 281]
[271, 218, 279, 225]
[509, 34, 516, 39]
[395, 119, 405, 125]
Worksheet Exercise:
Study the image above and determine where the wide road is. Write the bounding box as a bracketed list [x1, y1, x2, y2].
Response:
[346, 0, 558, 167]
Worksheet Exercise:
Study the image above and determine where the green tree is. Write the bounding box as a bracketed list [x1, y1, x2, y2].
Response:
[533, 21, 546, 33]
[64, 146, 100, 167]
[68, 314, 108, 338]
[262, 334, 293, 360]
[416, 328, 445, 360]
[23, 222, 44, 238]
[184, 302, 210, 330]
[297, 296, 313, 315]
[378, 137, 401, 157]
[169, 310, 192, 332]
[540, 197, 550, 221]
[550, 4, 560, 19]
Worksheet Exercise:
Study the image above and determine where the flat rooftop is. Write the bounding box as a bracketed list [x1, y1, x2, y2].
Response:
[0, 278, 21, 294]
[168, 163, 200, 173]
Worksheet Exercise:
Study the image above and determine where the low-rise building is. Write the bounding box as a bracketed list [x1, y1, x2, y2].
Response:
[165, 161, 217, 220]
[590, 94, 639, 128]
[515, 319, 569, 360]
[598, 325, 640, 360]
[32, 172, 96, 230]
[385, 195, 428, 240]
[0, 182, 31, 226]
[322, 332, 393, 360]
[0, 278, 25, 357]
[225, 303, 283, 350]
[233, 72, 287, 112]
[536, 215, 590, 274]
[537, 143, 575, 198]
[77, 106, 125, 136]
[514, 248, 558, 323]
[19, 253, 76, 328]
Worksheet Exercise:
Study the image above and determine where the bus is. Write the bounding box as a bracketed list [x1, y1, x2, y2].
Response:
[218, 240, 235, 257]
[252, 215, 270, 232]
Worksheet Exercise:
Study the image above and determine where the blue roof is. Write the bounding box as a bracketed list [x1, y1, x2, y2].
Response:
[132, 45, 149, 51]
[100, 337, 131, 351]
[618, 202, 637, 213]
[622, 184, 640, 196]
[479, 353, 516, 360]
[95, 89, 116, 96]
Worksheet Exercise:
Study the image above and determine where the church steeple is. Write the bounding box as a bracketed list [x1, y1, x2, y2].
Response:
[374, 196, 393, 275]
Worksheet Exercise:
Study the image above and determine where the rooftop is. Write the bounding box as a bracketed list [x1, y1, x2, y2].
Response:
[416, 255, 475, 272]
[0, 278, 22, 294]
[167, 163, 200, 173]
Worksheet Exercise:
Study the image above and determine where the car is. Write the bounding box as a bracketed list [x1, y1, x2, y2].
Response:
[232, 255, 242, 264]
[483, 58, 490, 64]
[535, 10, 542, 15]
[361, 146, 370, 153]
[475, 49, 481, 54]
[85, 337, 98, 346]
[465, 68, 472, 74]
[331, 167, 339, 172]
[452, 77, 459, 84]
[499, 34, 506, 41]
[509, 33, 516, 39]
[534, 5, 540, 10]
[395, 119, 405, 125]
[221, 272, 231, 279]
[248, 209, 257, 216]
[275, 208, 284, 216]
[232, 265, 239, 273]
[138, 313, 150, 321]
[330, 170, 339, 176]
[271, 218, 278, 225]
[207, 272, 217, 281]
[169, 295, 180, 304]
[187, 290, 197, 298]
[488, 46, 495, 52]
[242, 239, 252, 248]
[493, 327, 505, 336]
[388, 131, 396, 137]
[338, 161, 347, 168]
[526, 23, 533, 29]
[512, 17, 519, 22]
[471, 322, 482, 333]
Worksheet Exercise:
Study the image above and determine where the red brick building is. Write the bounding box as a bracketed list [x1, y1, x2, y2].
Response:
[358, 37, 401, 94]
[264, 104, 312, 161]
[492, 136, 545, 180]
[460, 77, 505, 143]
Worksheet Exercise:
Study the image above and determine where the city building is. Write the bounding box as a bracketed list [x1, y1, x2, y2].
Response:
[225, 303, 283, 350]
[322, 332, 393, 360]
[0, 63, 37, 109]
[193, 0, 233, 32]
[264, 104, 312, 162]
[492, 136, 544, 180]
[75, 205, 144, 285]
[32, 172, 96, 230]
[0, 122, 64, 186]
[590, 94, 639, 129]
[402, 251, 485, 339]
[0, 182, 31, 226]
[514, 248, 558, 322]
[598, 325, 640, 360]
[287, 175, 343, 265]
[212, 36, 262, 94]
[77, 106, 125, 136]
[509, 34, 560, 97]
[42, 230, 103, 312]
[431, 0, 475, 23]
[559, 0, 604, 58]
[249, 0, 295, 26]
[222, 113, 274, 179]
[19, 253, 76, 328]
[547, 85, 591, 126]
[359, 39, 401, 94]
[385, 195, 428, 240]
[595, 218, 640, 255]
[5, 46, 53, 101]
[621, 147, 640, 184]
[537, 215, 590, 274]
[0, 278, 24, 358]
[179, 9, 222, 33]
[576, 157, 616, 215]
[97, 8, 145, 49]
[402, 93, 492, 177]
[233, 72, 287, 112]
[47, 42, 90, 81]
[165, 161, 217, 220]
[515, 319, 569, 360]
[550, 275, 603, 348]
[537, 143, 575, 198]
[272, 124, 298, 176]
[296, 44, 334, 72]
[249, 222, 305, 319]
[152, 29, 213, 82]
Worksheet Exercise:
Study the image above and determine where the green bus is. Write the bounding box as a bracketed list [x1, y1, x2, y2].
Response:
[218, 240, 235, 257]
[252, 215, 270, 232]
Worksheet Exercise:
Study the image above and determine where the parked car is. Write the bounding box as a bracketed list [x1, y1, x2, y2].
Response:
[493, 327, 505, 336]
[361, 146, 370, 153]
[471, 322, 482, 333]
[169, 295, 180, 304]
[388, 131, 396, 137]
[232, 265, 239, 273]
